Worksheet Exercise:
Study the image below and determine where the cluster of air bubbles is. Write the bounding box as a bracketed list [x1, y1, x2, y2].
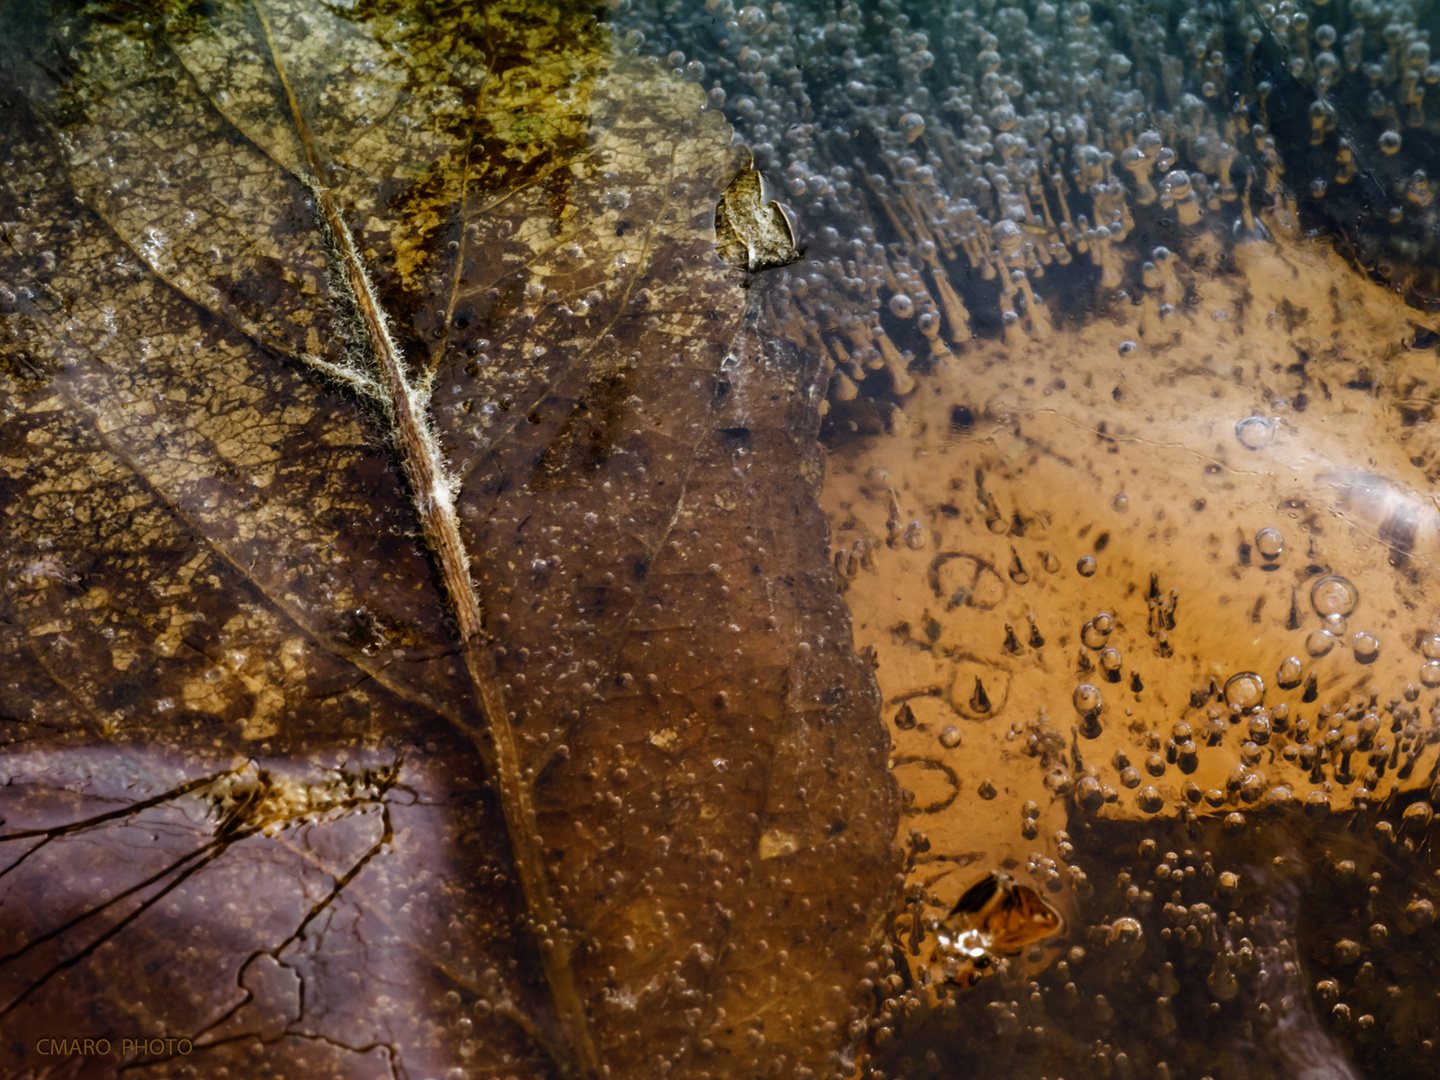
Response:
[613, 0, 1440, 425]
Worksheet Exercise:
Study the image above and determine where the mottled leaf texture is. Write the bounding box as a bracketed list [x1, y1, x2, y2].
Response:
[0, 2, 900, 1078]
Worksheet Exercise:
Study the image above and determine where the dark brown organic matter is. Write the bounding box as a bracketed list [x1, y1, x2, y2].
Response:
[0, 2, 899, 1077]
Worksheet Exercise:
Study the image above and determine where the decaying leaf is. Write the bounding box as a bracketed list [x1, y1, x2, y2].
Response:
[714, 165, 801, 274]
[0, 2, 899, 1076]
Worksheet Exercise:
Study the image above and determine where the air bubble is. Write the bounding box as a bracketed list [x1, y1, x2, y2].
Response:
[1310, 575, 1359, 618]
[1075, 776, 1104, 811]
[1422, 633, 1440, 659]
[1248, 714, 1271, 743]
[737, 4, 767, 31]
[1277, 656, 1303, 688]
[1254, 527, 1284, 558]
[1077, 556, 1097, 576]
[887, 293, 916, 318]
[1266, 785, 1295, 810]
[1073, 683, 1102, 715]
[1332, 939, 1363, 965]
[1223, 672, 1264, 711]
[939, 725, 961, 748]
[899, 112, 925, 142]
[1352, 631, 1379, 664]
[1421, 661, 1440, 687]
[1234, 416, 1274, 450]
[1401, 801, 1433, 831]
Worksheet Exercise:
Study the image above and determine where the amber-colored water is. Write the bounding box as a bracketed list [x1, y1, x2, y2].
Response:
[812, 220, 1440, 1076]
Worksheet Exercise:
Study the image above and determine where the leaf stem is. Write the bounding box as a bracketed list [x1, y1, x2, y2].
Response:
[248, 1, 600, 1073]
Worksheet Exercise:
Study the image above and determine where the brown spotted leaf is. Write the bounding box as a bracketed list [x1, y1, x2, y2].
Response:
[0, 2, 900, 1077]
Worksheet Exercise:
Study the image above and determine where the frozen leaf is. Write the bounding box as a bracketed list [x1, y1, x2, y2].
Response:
[0, 2, 899, 1077]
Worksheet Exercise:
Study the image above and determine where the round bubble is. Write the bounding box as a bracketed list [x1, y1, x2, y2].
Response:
[1248, 714, 1271, 743]
[1311, 575, 1359, 618]
[887, 293, 916, 318]
[1422, 634, 1440, 659]
[1110, 915, 1146, 956]
[1306, 630, 1336, 657]
[1277, 655, 1303, 688]
[1422, 661, 1440, 687]
[1352, 631, 1379, 664]
[1403, 802, 1435, 831]
[986, 104, 1017, 132]
[1161, 170, 1192, 198]
[1255, 527, 1284, 558]
[1223, 672, 1264, 711]
[1266, 785, 1295, 809]
[1077, 556, 1097, 577]
[1235, 416, 1274, 450]
[899, 112, 926, 142]
[1073, 683, 1102, 715]
[1333, 939, 1362, 965]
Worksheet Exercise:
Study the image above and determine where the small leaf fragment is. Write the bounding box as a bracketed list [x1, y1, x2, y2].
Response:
[714, 164, 801, 273]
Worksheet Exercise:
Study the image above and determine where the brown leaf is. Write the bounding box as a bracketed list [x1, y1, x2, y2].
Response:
[0, 2, 899, 1076]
